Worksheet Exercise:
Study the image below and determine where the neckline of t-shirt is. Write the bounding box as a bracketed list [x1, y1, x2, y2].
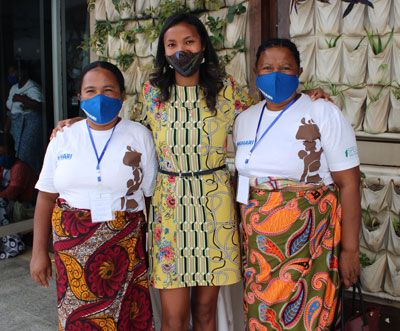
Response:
[84, 119, 122, 135]
[261, 94, 304, 117]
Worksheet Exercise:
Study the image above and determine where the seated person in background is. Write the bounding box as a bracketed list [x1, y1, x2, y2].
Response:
[0, 132, 37, 260]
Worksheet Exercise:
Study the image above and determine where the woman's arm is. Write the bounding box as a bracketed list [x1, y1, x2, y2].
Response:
[30, 191, 59, 287]
[13, 94, 41, 111]
[303, 88, 333, 102]
[50, 117, 84, 139]
[331, 166, 361, 288]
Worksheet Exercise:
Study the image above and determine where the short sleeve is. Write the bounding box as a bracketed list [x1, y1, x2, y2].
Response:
[229, 76, 253, 117]
[27, 83, 43, 103]
[139, 127, 158, 197]
[35, 138, 58, 193]
[131, 81, 159, 130]
[315, 101, 360, 172]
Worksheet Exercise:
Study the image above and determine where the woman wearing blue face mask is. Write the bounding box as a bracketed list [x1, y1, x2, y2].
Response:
[30, 61, 157, 330]
[233, 39, 361, 330]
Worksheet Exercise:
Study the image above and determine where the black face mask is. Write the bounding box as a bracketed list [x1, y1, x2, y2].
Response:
[166, 50, 204, 77]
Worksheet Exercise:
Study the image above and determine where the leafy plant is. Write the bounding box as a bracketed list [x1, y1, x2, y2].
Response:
[206, 15, 225, 50]
[392, 216, 400, 237]
[109, 20, 126, 38]
[82, 20, 112, 54]
[325, 83, 342, 97]
[112, 0, 131, 14]
[362, 205, 380, 231]
[233, 38, 246, 53]
[343, 0, 373, 18]
[121, 30, 136, 44]
[392, 86, 400, 101]
[353, 36, 365, 51]
[325, 34, 342, 48]
[359, 252, 375, 268]
[227, 3, 246, 23]
[366, 28, 394, 55]
[115, 52, 134, 71]
[368, 86, 386, 103]
[87, 0, 96, 11]
[194, 0, 204, 10]
[302, 81, 318, 91]
[205, 0, 223, 11]
[140, 20, 159, 43]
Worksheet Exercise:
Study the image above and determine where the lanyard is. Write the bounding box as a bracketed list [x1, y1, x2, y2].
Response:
[245, 98, 297, 164]
[86, 121, 117, 182]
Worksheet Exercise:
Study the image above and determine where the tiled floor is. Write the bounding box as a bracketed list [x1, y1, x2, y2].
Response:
[0, 249, 57, 331]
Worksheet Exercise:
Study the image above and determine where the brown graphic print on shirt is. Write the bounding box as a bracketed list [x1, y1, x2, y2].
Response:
[295, 118, 323, 183]
[120, 146, 143, 210]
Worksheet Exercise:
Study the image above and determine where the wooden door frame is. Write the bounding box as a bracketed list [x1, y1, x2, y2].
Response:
[248, 0, 278, 99]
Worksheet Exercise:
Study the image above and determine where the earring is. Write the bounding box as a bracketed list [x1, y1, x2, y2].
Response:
[201, 58, 205, 64]
[169, 64, 174, 69]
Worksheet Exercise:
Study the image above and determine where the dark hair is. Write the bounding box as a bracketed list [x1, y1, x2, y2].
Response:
[256, 38, 301, 68]
[79, 61, 125, 93]
[150, 12, 225, 112]
[0, 132, 15, 154]
[9, 60, 30, 79]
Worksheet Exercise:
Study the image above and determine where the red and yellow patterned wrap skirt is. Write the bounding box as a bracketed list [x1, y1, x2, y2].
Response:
[52, 199, 153, 331]
[241, 180, 341, 331]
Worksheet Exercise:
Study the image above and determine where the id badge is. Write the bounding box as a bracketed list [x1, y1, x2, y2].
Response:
[236, 175, 250, 205]
[90, 193, 113, 223]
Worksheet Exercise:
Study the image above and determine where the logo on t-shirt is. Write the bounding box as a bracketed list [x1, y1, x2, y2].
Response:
[57, 153, 72, 160]
[296, 118, 323, 183]
[345, 146, 358, 158]
[236, 140, 255, 147]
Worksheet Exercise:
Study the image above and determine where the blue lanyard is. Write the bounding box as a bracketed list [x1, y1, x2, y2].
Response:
[86, 121, 117, 182]
[245, 98, 297, 164]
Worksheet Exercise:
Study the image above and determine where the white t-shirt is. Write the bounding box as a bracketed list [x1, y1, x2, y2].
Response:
[233, 94, 360, 185]
[6, 79, 43, 114]
[36, 119, 158, 212]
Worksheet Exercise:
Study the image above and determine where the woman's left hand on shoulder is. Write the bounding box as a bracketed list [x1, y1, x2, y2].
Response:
[304, 88, 333, 103]
[339, 249, 360, 288]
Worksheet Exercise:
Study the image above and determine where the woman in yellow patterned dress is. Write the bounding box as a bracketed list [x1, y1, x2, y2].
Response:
[136, 13, 251, 331]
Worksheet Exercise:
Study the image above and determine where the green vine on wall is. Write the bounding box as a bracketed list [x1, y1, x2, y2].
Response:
[115, 52, 134, 71]
[112, 0, 131, 14]
[84, 0, 248, 72]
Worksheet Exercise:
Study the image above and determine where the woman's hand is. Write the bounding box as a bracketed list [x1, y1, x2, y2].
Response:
[304, 88, 333, 102]
[331, 167, 361, 289]
[30, 251, 52, 287]
[339, 249, 360, 288]
[50, 117, 83, 140]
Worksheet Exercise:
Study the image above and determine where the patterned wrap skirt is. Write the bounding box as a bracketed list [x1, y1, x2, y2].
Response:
[241, 179, 341, 331]
[52, 199, 153, 331]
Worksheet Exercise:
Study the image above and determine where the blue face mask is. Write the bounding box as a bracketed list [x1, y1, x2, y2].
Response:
[256, 72, 299, 104]
[80, 94, 122, 125]
[0, 155, 15, 169]
[7, 74, 18, 86]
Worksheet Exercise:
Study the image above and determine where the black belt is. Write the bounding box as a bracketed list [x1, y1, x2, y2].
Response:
[158, 165, 226, 177]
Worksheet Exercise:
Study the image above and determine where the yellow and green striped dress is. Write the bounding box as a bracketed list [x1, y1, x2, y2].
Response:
[136, 77, 251, 288]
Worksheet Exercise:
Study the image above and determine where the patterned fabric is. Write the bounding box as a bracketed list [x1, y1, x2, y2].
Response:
[0, 168, 25, 260]
[10, 111, 44, 174]
[136, 77, 251, 288]
[242, 179, 341, 331]
[52, 199, 153, 331]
